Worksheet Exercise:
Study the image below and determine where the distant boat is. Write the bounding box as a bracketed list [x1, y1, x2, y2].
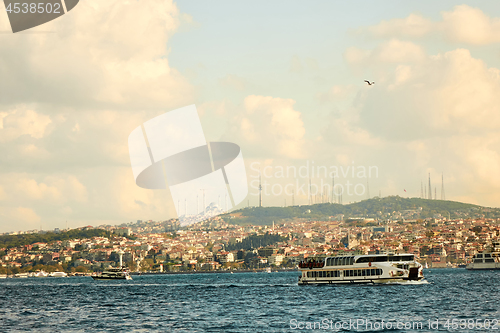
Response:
[50, 271, 68, 277]
[425, 262, 429, 269]
[0, 274, 7, 279]
[35, 270, 49, 278]
[266, 267, 272, 273]
[14, 273, 29, 278]
[92, 266, 132, 280]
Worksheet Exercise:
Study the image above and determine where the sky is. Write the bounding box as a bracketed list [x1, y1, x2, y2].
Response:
[1, 1, 500, 232]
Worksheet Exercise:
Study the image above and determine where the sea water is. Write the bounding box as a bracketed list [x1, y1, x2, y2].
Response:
[0, 269, 499, 332]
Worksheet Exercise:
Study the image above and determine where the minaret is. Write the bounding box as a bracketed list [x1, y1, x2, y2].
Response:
[308, 178, 312, 205]
[118, 249, 125, 267]
[441, 173, 445, 200]
[428, 173, 432, 200]
[332, 177, 335, 204]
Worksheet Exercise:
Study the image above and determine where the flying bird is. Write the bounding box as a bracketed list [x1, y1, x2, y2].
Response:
[364, 80, 375, 85]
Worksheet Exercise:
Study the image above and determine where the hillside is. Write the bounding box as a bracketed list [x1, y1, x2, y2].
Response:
[222, 196, 495, 226]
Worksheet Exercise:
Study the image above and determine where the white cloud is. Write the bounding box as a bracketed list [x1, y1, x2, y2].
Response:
[0, 207, 41, 230]
[345, 40, 425, 67]
[0, 174, 88, 204]
[0, 0, 194, 109]
[367, 13, 434, 38]
[219, 74, 247, 91]
[441, 5, 500, 45]
[364, 5, 500, 45]
[226, 95, 306, 159]
[0, 107, 52, 143]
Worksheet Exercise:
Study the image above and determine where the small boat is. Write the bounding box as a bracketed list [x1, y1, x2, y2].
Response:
[92, 266, 132, 280]
[49, 271, 68, 277]
[0, 274, 7, 279]
[14, 273, 29, 278]
[266, 267, 272, 273]
[35, 270, 49, 278]
[467, 241, 500, 270]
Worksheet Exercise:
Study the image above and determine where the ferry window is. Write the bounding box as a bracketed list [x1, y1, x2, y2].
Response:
[474, 259, 483, 263]
[356, 257, 372, 263]
[349, 257, 354, 265]
[367, 269, 371, 276]
[354, 270, 358, 277]
[401, 255, 414, 261]
[477, 254, 483, 258]
[485, 259, 494, 263]
[333, 258, 337, 266]
[378, 269, 382, 275]
[345, 270, 350, 277]
[485, 254, 491, 258]
[361, 270, 366, 276]
[375, 256, 388, 262]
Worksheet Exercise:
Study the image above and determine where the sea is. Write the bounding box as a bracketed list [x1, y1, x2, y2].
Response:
[0, 269, 499, 332]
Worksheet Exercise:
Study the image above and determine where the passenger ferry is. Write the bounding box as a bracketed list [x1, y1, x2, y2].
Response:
[298, 253, 424, 285]
[467, 242, 500, 270]
[466, 253, 500, 270]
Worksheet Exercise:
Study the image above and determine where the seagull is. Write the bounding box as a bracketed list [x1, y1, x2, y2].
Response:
[364, 80, 375, 85]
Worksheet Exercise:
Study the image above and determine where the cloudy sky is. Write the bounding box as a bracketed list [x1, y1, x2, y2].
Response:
[1, 1, 500, 232]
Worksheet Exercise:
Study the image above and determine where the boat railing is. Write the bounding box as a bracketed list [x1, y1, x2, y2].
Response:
[298, 260, 325, 269]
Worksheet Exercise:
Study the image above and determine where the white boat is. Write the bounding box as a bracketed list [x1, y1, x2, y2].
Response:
[92, 266, 132, 280]
[467, 242, 500, 270]
[298, 253, 425, 285]
[14, 272, 29, 278]
[49, 271, 68, 277]
[266, 267, 272, 273]
[0, 274, 7, 279]
[35, 270, 49, 277]
[466, 252, 500, 270]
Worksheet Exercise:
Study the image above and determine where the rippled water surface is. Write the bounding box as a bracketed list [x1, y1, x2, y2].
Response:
[1, 269, 499, 332]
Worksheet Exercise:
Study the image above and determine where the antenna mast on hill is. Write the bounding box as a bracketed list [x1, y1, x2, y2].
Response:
[259, 171, 262, 208]
[308, 178, 312, 205]
[428, 173, 432, 200]
[331, 177, 335, 204]
[441, 173, 445, 200]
